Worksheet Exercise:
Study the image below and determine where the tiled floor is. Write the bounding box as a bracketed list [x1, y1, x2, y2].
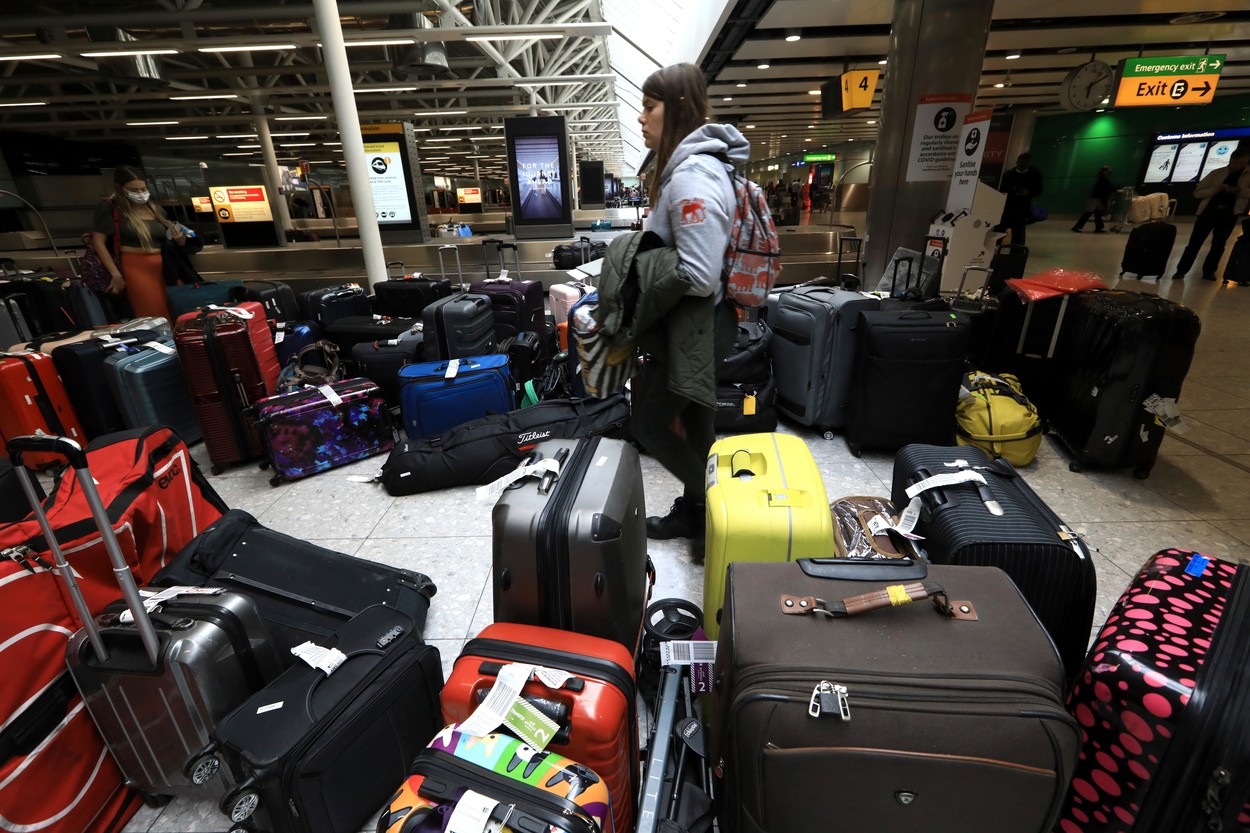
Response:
[123, 212, 1250, 833]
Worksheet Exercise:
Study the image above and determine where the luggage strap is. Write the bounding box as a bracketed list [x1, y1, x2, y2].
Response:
[6, 353, 67, 437]
[780, 580, 977, 620]
[0, 673, 77, 764]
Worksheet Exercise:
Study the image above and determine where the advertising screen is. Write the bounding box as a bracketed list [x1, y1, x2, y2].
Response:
[1142, 144, 1178, 183]
[514, 135, 563, 221]
[364, 140, 412, 224]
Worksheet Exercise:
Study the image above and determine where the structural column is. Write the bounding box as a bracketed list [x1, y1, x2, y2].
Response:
[311, 0, 389, 289]
[247, 102, 294, 238]
[1001, 106, 1038, 182]
[864, 0, 994, 279]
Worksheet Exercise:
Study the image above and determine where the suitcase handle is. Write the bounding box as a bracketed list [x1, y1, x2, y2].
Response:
[781, 579, 970, 619]
[798, 557, 928, 582]
[6, 435, 160, 665]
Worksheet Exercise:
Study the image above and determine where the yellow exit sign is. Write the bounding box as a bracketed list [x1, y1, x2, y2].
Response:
[841, 70, 879, 113]
[1114, 55, 1224, 107]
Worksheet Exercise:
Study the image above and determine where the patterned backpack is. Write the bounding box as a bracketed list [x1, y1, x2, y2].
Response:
[711, 154, 782, 307]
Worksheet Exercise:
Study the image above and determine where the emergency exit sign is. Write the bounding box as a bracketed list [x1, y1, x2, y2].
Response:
[803, 153, 837, 163]
[1114, 54, 1225, 107]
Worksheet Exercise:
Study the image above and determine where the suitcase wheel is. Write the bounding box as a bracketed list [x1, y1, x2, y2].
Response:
[822, 430, 834, 441]
[228, 827, 251, 833]
[210, 464, 224, 476]
[1068, 461, 1083, 473]
[269, 475, 283, 487]
[1133, 466, 1151, 480]
[848, 441, 862, 458]
[222, 783, 261, 823]
[184, 753, 221, 786]
[644, 598, 704, 641]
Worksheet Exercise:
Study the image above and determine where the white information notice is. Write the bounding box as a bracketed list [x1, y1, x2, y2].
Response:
[945, 110, 993, 214]
[906, 94, 972, 182]
[364, 140, 412, 224]
[1142, 144, 1179, 183]
[1171, 142, 1209, 183]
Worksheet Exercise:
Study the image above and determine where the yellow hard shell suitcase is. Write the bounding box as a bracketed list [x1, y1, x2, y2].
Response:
[703, 432, 833, 638]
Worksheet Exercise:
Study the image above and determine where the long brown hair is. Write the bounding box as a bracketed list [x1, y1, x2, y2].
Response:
[641, 63, 711, 203]
[111, 164, 169, 251]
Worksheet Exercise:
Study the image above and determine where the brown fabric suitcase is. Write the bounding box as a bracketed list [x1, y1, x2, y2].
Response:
[708, 560, 1079, 833]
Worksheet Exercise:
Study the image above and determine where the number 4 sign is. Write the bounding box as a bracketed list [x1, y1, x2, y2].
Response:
[841, 69, 880, 114]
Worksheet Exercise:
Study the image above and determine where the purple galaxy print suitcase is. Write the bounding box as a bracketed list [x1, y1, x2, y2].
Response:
[1056, 548, 1250, 833]
[253, 377, 393, 485]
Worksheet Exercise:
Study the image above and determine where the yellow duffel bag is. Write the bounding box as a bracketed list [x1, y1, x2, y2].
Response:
[955, 371, 1043, 466]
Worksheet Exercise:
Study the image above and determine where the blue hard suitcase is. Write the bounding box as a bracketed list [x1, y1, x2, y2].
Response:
[51, 331, 160, 440]
[398, 354, 513, 440]
[104, 341, 202, 444]
[166, 280, 245, 320]
[563, 290, 599, 398]
[272, 320, 320, 367]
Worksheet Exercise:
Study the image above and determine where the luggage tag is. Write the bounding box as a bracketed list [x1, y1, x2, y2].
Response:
[147, 342, 176, 355]
[447, 791, 500, 833]
[475, 457, 560, 501]
[866, 508, 924, 541]
[907, 466, 1003, 517]
[1142, 393, 1190, 434]
[318, 385, 343, 407]
[116, 586, 227, 623]
[457, 662, 562, 751]
[205, 304, 254, 320]
[742, 393, 756, 416]
[445, 358, 460, 379]
[659, 641, 718, 694]
[290, 641, 347, 675]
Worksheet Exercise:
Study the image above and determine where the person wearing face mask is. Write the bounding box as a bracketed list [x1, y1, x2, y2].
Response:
[89, 165, 195, 320]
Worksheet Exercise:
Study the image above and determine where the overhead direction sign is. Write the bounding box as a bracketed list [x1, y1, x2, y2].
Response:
[841, 70, 879, 113]
[803, 152, 838, 163]
[1114, 54, 1225, 107]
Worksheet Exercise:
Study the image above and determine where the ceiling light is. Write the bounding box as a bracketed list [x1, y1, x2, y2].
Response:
[1095, 109, 1105, 113]
[223, 152, 255, 156]
[785, 32, 802, 43]
[0, 53, 62, 62]
[274, 115, 328, 121]
[217, 134, 258, 139]
[304, 160, 334, 164]
[344, 38, 416, 47]
[324, 141, 342, 146]
[866, 120, 877, 125]
[280, 142, 317, 147]
[805, 138, 811, 142]
[808, 124, 815, 128]
[440, 126, 497, 131]
[465, 34, 562, 42]
[165, 135, 208, 140]
[199, 44, 297, 53]
[237, 144, 261, 148]
[82, 48, 179, 57]
[757, 63, 770, 70]
[1005, 53, 1021, 60]
[746, 124, 756, 129]
[271, 132, 310, 137]
[170, 93, 239, 100]
[723, 97, 733, 102]
[878, 59, 887, 65]
[781, 134, 788, 138]
[736, 83, 747, 88]
[808, 90, 820, 95]
[127, 120, 180, 126]
[363, 86, 419, 93]
[423, 138, 459, 143]
[0, 101, 47, 108]
[848, 138, 855, 142]
[1057, 47, 1078, 54]
[475, 136, 506, 141]
[414, 109, 468, 116]
[993, 81, 1005, 88]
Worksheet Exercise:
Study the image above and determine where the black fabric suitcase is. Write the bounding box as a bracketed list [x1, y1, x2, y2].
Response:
[152, 508, 436, 658]
[351, 335, 424, 404]
[323, 315, 421, 355]
[715, 376, 778, 433]
[298, 283, 370, 327]
[0, 294, 33, 348]
[235, 279, 299, 323]
[844, 309, 970, 455]
[372, 261, 452, 318]
[1119, 221, 1177, 280]
[491, 435, 649, 651]
[50, 331, 159, 440]
[1049, 289, 1200, 478]
[421, 292, 496, 360]
[890, 443, 1096, 682]
[1223, 233, 1250, 285]
[470, 276, 546, 341]
[988, 243, 1029, 294]
[771, 286, 879, 433]
[209, 604, 443, 833]
[553, 236, 608, 270]
[718, 319, 773, 385]
[708, 559, 1080, 833]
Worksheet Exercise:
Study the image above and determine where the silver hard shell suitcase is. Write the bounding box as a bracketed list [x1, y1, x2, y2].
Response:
[6, 435, 283, 800]
[491, 435, 649, 651]
[771, 286, 880, 433]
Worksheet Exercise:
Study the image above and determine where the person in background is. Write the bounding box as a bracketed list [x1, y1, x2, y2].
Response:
[789, 178, 801, 209]
[634, 62, 744, 560]
[89, 165, 193, 320]
[1072, 165, 1117, 233]
[996, 152, 1044, 245]
[1173, 146, 1250, 281]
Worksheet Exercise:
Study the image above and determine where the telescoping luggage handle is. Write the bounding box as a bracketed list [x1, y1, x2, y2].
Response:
[951, 265, 993, 314]
[437, 245, 466, 291]
[7, 435, 161, 665]
[481, 238, 523, 281]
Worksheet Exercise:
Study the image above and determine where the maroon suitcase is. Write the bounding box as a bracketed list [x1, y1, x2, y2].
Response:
[1056, 549, 1250, 833]
[174, 307, 273, 473]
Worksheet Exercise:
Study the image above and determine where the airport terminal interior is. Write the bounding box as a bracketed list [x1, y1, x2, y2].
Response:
[2, 1, 1250, 832]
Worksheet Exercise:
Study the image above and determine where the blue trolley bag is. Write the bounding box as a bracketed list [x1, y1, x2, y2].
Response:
[398, 354, 514, 440]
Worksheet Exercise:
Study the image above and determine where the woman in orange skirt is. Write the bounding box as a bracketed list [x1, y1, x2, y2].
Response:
[89, 165, 193, 321]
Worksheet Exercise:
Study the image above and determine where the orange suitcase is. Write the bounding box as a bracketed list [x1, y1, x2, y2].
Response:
[441, 622, 637, 833]
[0, 351, 84, 468]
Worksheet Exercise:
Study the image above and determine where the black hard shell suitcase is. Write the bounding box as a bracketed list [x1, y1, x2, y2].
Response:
[51, 331, 159, 440]
[152, 508, 436, 658]
[372, 261, 452, 318]
[1119, 221, 1177, 280]
[771, 286, 879, 433]
[1049, 290, 1200, 477]
[235, 280, 299, 323]
[7, 436, 282, 799]
[845, 309, 970, 455]
[209, 604, 443, 833]
[890, 443, 1097, 682]
[298, 283, 370, 327]
[1055, 549, 1250, 833]
[1223, 233, 1250, 285]
[421, 293, 496, 360]
[708, 559, 1080, 833]
[323, 315, 420, 355]
[491, 436, 649, 651]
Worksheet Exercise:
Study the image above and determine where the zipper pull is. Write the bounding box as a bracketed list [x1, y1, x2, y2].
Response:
[809, 681, 851, 720]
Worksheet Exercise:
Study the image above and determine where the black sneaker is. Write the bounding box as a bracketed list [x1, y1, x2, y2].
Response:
[646, 496, 704, 540]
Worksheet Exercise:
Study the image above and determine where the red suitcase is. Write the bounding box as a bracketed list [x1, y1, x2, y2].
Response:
[0, 351, 84, 469]
[174, 304, 278, 472]
[442, 622, 638, 833]
[1057, 549, 1250, 833]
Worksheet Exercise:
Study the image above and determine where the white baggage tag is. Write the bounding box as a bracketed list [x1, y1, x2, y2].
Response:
[148, 342, 175, 355]
[445, 358, 460, 379]
[206, 305, 254, 320]
[660, 641, 717, 667]
[318, 385, 343, 407]
[866, 503, 924, 541]
[903, 469, 986, 500]
[458, 662, 531, 738]
[447, 791, 499, 833]
[290, 641, 347, 675]
[475, 458, 560, 502]
[274, 331, 285, 344]
[533, 666, 573, 690]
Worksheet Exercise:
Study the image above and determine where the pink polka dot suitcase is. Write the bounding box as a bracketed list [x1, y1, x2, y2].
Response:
[1057, 549, 1250, 833]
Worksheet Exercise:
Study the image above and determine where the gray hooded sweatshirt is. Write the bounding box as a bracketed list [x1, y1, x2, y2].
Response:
[646, 123, 751, 303]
